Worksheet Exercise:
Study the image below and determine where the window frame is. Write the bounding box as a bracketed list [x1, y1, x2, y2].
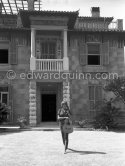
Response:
[88, 85, 102, 111]
[0, 41, 9, 65]
[87, 42, 101, 66]
[36, 39, 57, 59]
[41, 41, 56, 59]
[0, 92, 9, 105]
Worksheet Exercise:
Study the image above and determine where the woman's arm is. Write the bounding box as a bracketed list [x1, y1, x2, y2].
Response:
[57, 115, 69, 120]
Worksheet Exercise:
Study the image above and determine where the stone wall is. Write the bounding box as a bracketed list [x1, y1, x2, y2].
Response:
[68, 33, 125, 124]
[0, 31, 31, 124]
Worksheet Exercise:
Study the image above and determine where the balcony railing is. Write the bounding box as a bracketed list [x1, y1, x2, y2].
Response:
[75, 22, 108, 30]
[108, 21, 118, 30]
[35, 59, 64, 71]
[75, 21, 120, 30]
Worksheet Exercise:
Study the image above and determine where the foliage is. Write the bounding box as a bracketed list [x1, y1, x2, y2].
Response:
[0, 102, 9, 124]
[94, 99, 121, 130]
[17, 115, 27, 123]
[104, 77, 125, 104]
[17, 115, 27, 128]
[77, 119, 87, 128]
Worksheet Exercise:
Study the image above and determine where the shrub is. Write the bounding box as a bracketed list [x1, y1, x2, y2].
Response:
[94, 99, 121, 130]
[0, 102, 9, 124]
[17, 115, 27, 128]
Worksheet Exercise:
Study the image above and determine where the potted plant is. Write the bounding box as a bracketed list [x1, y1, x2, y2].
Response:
[17, 115, 27, 128]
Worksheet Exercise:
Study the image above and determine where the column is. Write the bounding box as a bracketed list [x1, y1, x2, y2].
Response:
[63, 29, 69, 71]
[29, 81, 37, 126]
[63, 81, 70, 108]
[30, 28, 36, 70]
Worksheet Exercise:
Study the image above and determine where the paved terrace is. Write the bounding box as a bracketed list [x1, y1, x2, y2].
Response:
[0, 129, 125, 166]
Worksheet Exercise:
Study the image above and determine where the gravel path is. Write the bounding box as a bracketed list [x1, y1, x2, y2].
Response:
[0, 130, 125, 166]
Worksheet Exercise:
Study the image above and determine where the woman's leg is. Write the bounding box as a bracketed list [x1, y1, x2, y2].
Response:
[60, 126, 65, 145]
[65, 133, 69, 150]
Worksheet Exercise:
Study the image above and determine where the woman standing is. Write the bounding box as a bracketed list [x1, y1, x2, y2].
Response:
[58, 101, 72, 153]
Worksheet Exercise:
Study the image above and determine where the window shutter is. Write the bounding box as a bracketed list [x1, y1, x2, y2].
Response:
[79, 42, 87, 65]
[95, 86, 102, 100]
[89, 101, 95, 110]
[36, 41, 41, 59]
[89, 86, 95, 110]
[95, 86, 102, 110]
[8, 85, 13, 122]
[89, 86, 94, 100]
[9, 41, 18, 64]
[56, 40, 62, 59]
[101, 42, 109, 65]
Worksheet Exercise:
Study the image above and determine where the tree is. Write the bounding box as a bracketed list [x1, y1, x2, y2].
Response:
[104, 77, 125, 104]
[94, 77, 125, 130]
[94, 98, 121, 129]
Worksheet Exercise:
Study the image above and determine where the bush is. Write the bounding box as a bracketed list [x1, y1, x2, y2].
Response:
[77, 119, 87, 128]
[0, 102, 9, 124]
[94, 99, 121, 130]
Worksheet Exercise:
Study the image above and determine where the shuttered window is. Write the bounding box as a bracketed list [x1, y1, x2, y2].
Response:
[87, 43, 100, 65]
[36, 38, 62, 59]
[79, 41, 109, 66]
[0, 87, 9, 105]
[41, 42, 56, 59]
[9, 41, 18, 65]
[0, 86, 13, 122]
[0, 49, 8, 64]
[0, 41, 9, 64]
[79, 42, 87, 65]
[118, 39, 123, 48]
[56, 40, 62, 59]
[101, 42, 109, 65]
[36, 39, 62, 59]
[89, 85, 102, 111]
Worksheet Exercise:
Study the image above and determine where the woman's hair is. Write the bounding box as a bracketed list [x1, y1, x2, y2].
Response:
[61, 101, 72, 115]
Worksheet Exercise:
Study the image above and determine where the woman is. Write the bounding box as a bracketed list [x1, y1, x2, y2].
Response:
[57, 100, 72, 153]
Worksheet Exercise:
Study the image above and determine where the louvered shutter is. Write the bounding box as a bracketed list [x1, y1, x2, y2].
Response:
[95, 86, 102, 110]
[36, 41, 41, 59]
[9, 41, 18, 64]
[101, 42, 109, 65]
[79, 42, 87, 65]
[56, 40, 62, 59]
[89, 86, 95, 110]
[89, 86, 94, 100]
[8, 85, 13, 122]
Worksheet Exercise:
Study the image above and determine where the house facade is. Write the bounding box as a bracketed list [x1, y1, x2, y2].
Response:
[0, 1, 125, 126]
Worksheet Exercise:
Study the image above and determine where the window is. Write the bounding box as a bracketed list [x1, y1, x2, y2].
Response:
[0, 41, 9, 64]
[0, 87, 9, 105]
[87, 43, 100, 65]
[41, 42, 56, 59]
[89, 85, 102, 111]
[36, 41, 56, 59]
[0, 49, 8, 64]
[118, 39, 123, 48]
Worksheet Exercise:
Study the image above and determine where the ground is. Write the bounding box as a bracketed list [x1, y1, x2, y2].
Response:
[0, 129, 125, 166]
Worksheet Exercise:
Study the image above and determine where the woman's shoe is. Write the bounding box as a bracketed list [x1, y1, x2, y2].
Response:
[64, 149, 67, 154]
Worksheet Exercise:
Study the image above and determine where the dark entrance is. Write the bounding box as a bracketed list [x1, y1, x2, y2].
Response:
[41, 94, 56, 122]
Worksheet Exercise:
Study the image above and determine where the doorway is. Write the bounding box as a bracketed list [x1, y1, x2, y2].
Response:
[41, 94, 56, 122]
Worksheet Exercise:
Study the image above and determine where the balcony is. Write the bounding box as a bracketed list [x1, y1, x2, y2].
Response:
[108, 21, 118, 30]
[35, 59, 63, 71]
[30, 29, 69, 72]
[75, 19, 123, 31]
[30, 57, 69, 71]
